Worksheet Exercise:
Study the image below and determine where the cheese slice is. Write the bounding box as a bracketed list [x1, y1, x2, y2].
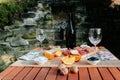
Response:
[70, 50, 79, 55]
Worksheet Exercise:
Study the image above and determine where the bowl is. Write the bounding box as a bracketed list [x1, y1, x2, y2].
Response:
[86, 56, 101, 65]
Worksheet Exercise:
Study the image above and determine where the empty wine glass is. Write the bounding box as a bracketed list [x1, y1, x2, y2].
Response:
[89, 28, 102, 54]
[36, 28, 45, 47]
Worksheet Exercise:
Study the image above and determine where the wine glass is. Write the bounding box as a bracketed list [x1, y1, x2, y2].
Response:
[36, 28, 45, 47]
[89, 28, 102, 54]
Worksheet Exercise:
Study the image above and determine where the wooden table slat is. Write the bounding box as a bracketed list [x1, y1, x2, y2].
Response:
[98, 67, 114, 80]
[13, 67, 33, 80]
[0, 67, 16, 79]
[34, 67, 50, 80]
[23, 67, 41, 80]
[118, 67, 120, 70]
[2, 67, 24, 80]
[88, 67, 102, 80]
[68, 68, 78, 80]
[56, 72, 67, 80]
[45, 67, 58, 80]
[79, 68, 90, 80]
[108, 67, 120, 80]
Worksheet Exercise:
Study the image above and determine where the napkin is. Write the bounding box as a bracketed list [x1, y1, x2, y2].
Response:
[33, 56, 48, 65]
[19, 50, 48, 65]
[98, 51, 118, 61]
[19, 50, 44, 60]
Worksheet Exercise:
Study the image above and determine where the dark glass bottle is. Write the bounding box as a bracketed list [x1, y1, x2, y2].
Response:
[66, 13, 76, 49]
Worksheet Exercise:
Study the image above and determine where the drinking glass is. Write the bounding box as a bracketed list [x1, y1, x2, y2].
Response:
[36, 28, 45, 47]
[89, 28, 102, 54]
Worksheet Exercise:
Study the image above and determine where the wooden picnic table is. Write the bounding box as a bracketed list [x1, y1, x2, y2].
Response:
[0, 66, 120, 80]
[1, 46, 120, 80]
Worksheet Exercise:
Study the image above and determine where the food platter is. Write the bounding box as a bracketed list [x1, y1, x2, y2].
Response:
[10, 45, 119, 67]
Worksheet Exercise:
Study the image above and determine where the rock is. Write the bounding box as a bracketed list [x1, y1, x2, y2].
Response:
[36, 10, 45, 19]
[46, 20, 52, 25]
[0, 31, 7, 40]
[4, 25, 15, 30]
[5, 37, 13, 42]
[6, 31, 13, 37]
[22, 33, 36, 39]
[0, 30, 13, 39]
[37, 3, 43, 9]
[1, 54, 14, 65]
[45, 13, 52, 20]
[13, 28, 26, 36]
[10, 40, 20, 47]
[0, 43, 12, 53]
[11, 48, 26, 57]
[14, 20, 23, 25]
[0, 42, 11, 47]
[23, 18, 37, 26]
[10, 36, 29, 47]
[0, 59, 4, 66]
[20, 39, 29, 46]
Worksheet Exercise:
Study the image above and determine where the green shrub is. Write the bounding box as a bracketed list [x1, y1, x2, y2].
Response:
[0, 0, 36, 29]
[0, 0, 14, 3]
[5, 2, 22, 20]
[0, 4, 9, 26]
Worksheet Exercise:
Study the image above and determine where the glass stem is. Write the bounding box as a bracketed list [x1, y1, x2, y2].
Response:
[95, 45, 97, 54]
[41, 41, 42, 48]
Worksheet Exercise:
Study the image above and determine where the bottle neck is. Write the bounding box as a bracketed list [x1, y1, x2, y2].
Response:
[69, 13, 74, 34]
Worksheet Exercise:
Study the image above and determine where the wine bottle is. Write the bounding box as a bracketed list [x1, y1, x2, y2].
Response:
[66, 13, 76, 49]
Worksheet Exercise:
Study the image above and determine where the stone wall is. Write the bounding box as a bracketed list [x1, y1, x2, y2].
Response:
[0, 2, 88, 71]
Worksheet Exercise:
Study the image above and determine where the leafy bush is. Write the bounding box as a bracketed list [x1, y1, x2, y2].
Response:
[0, 0, 13, 3]
[0, 4, 9, 26]
[0, 0, 36, 29]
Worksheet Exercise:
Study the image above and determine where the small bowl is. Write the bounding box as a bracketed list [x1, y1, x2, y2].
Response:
[86, 56, 100, 65]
